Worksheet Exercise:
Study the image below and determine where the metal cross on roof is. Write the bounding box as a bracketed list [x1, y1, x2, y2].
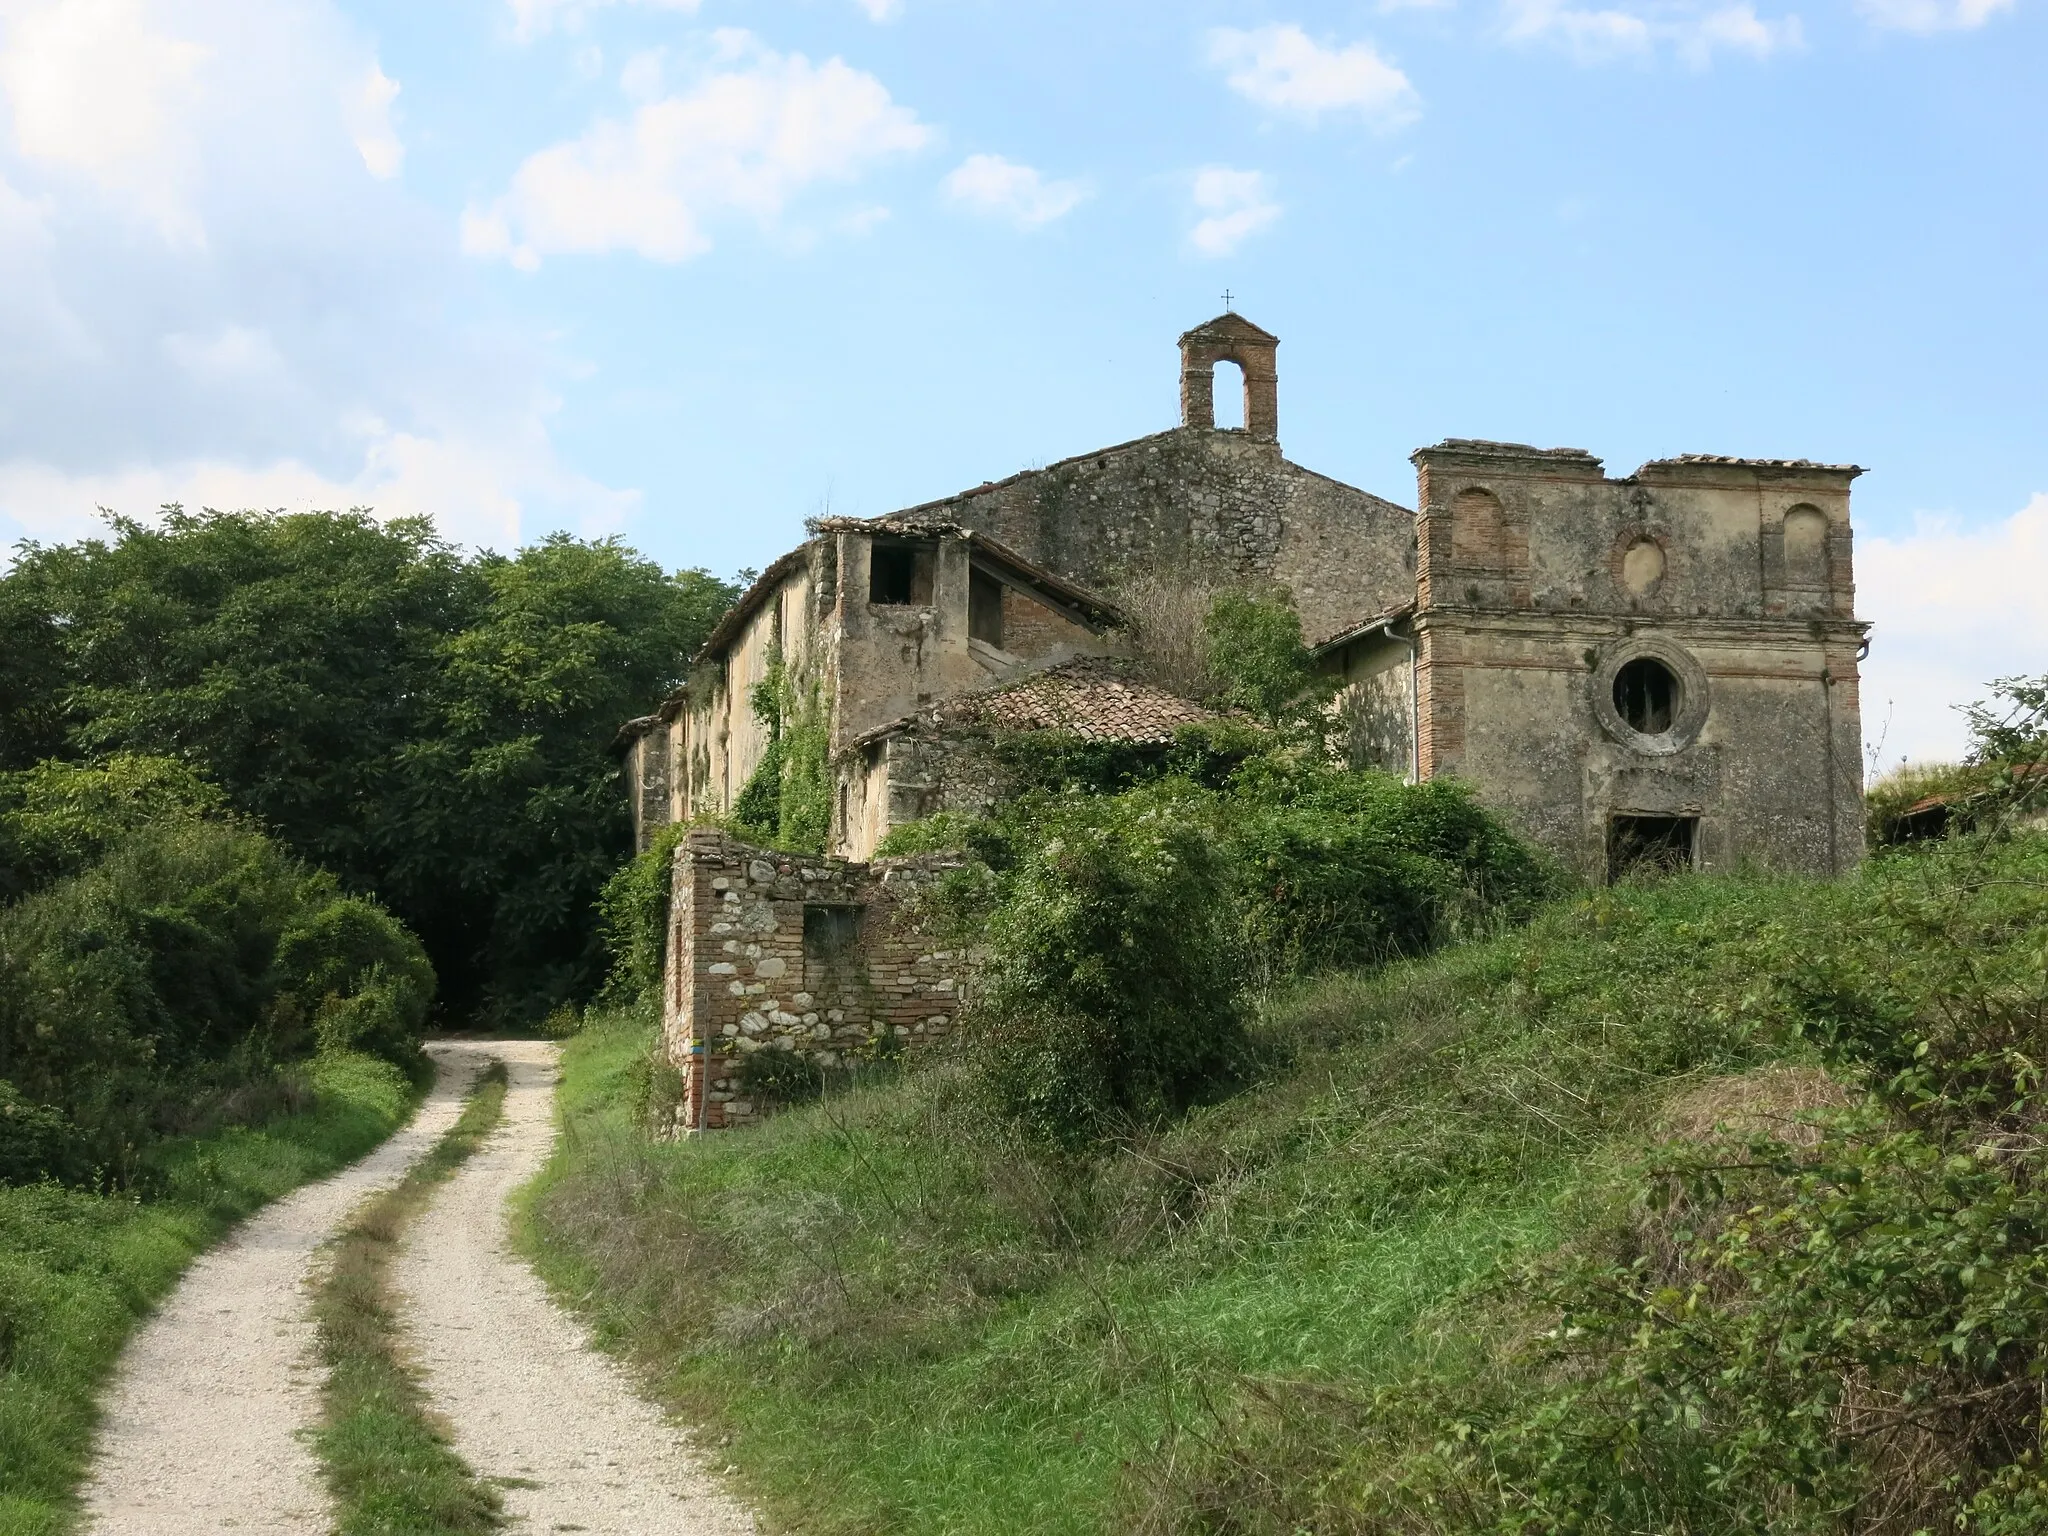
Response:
[1222, 289, 1234, 311]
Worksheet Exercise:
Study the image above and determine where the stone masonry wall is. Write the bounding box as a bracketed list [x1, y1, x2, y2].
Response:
[905, 427, 1416, 650]
[661, 829, 966, 1132]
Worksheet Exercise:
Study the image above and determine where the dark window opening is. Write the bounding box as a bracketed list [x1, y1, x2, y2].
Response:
[869, 541, 935, 605]
[1614, 657, 1678, 735]
[969, 567, 1005, 648]
[803, 904, 863, 962]
[1608, 815, 1696, 882]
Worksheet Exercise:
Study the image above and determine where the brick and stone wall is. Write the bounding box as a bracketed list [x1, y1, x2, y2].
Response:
[1407, 441, 1868, 880]
[660, 829, 967, 1132]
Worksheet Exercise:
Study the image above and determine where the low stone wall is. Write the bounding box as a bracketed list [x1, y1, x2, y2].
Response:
[660, 829, 966, 1132]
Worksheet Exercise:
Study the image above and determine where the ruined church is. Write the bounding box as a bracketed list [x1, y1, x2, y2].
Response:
[619, 312, 1869, 1129]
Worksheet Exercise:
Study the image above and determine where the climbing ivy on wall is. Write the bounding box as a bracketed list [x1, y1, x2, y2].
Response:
[730, 647, 831, 855]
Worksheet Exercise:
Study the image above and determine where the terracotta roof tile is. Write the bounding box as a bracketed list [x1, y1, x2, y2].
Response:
[950, 659, 1220, 743]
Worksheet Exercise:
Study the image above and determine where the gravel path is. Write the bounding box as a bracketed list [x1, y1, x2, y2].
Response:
[80, 1043, 492, 1536]
[392, 1038, 755, 1536]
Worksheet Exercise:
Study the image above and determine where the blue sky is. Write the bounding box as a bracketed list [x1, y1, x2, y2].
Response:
[0, 0, 2040, 764]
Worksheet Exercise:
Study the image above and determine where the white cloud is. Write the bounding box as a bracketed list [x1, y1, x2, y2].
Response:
[1857, 495, 2048, 767]
[344, 61, 403, 179]
[465, 30, 931, 267]
[162, 324, 287, 384]
[942, 153, 1089, 230]
[509, 0, 889, 34]
[1500, 0, 1801, 61]
[1206, 24, 1420, 129]
[1857, 0, 2010, 30]
[0, 0, 631, 559]
[506, 0, 699, 44]
[0, 0, 211, 241]
[0, 424, 636, 558]
[1189, 166, 1281, 258]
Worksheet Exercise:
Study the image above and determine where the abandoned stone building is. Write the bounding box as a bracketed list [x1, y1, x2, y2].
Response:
[620, 310, 1870, 1129]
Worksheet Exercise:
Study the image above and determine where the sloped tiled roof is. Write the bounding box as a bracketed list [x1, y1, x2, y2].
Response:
[957, 659, 1220, 742]
[850, 658, 1224, 752]
[1902, 760, 2048, 818]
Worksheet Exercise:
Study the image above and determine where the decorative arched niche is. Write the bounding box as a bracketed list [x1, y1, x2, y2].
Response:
[1450, 486, 1506, 565]
[1782, 505, 1830, 589]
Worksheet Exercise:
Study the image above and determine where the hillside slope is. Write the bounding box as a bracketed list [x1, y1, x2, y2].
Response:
[523, 833, 2048, 1535]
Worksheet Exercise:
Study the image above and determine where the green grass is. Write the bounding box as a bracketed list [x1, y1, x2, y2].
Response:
[314, 1060, 508, 1536]
[519, 838, 2047, 1535]
[0, 1051, 422, 1536]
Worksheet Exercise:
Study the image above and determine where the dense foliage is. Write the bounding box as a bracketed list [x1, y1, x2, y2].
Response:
[0, 508, 736, 1018]
[595, 821, 689, 1008]
[728, 646, 831, 855]
[1201, 589, 1319, 726]
[964, 785, 1251, 1148]
[0, 758, 430, 1185]
[886, 752, 1551, 1147]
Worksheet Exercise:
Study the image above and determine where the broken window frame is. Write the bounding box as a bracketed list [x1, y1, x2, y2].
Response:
[868, 540, 937, 606]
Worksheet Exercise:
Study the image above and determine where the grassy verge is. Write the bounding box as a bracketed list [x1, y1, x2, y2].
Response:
[521, 835, 2048, 1534]
[0, 1051, 423, 1536]
[315, 1061, 510, 1536]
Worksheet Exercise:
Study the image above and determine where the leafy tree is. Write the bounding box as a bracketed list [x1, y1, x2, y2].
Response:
[0, 752, 224, 901]
[388, 534, 736, 1015]
[0, 508, 736, 1020]
[1203, 589, 1320, 726]
[1965, 673, 2048, 767]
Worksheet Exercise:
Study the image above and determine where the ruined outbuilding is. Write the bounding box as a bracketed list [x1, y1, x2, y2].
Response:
[623, 312, 1871, 1130]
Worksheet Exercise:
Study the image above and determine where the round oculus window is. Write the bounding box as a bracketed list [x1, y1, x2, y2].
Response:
[1613, 656, 1680, 736]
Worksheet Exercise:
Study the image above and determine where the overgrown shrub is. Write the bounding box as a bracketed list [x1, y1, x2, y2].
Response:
[0, 815, 432, 1184]
[596, 821, 688, 1005]
[0, 754, 224, 901]
[1203, 588, 1320, 726]
[960, 785, 1250, 1149]
[1225, 759, 1555, 979]
[729, 646, 830, 853]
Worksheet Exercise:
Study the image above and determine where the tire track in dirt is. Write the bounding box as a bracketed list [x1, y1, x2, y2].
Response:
[80, 1043, 492, 1535]
[391, 1040, 754, 1536]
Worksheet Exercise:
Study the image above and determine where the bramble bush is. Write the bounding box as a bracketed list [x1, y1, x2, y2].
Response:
[906, 757, 1552, 1149]
[0, 759, 432, 1185]
[961, 784, 1249, 1149]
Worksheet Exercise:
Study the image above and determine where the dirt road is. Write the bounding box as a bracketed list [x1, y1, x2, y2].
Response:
[80, 1044, 490, 1535]
[81, 1038, 751, 1534]
[392, 1039, 754, 1535]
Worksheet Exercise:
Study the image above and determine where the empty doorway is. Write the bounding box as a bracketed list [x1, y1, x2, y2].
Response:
[1607, 814, 1697, 881]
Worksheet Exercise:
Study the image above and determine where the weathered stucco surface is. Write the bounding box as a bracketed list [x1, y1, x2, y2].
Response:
[899, 429, 1415, 651]
[1411, 440, 1866, 879]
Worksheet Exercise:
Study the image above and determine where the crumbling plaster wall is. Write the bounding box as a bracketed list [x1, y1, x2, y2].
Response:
[905, 427, 1417, 648]
[665, 559, 827, 826]
[660, 830, 965, 1132]
[1410, 443, 1866, 879]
